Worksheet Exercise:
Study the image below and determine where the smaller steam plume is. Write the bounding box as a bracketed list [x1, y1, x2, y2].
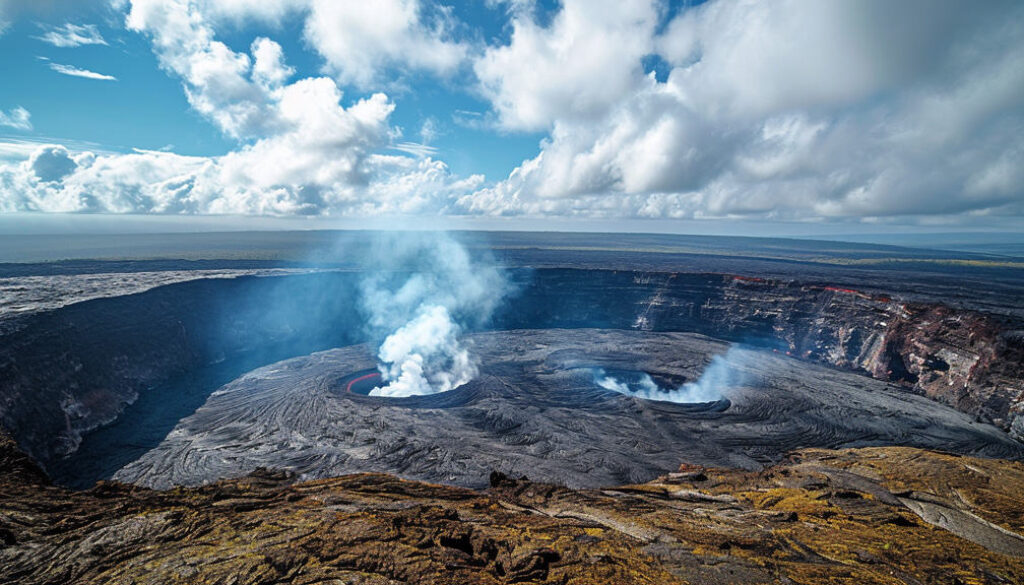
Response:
[595, 347, 748, 403]
[358, 232, 506, 398]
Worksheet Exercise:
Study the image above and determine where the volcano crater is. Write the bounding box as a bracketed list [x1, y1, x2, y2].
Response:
[107, 328, 1024, 490]
[4, 267, 1023, 492]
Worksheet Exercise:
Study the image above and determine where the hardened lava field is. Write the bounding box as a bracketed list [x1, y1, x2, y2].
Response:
[110, 329, 1023, 490]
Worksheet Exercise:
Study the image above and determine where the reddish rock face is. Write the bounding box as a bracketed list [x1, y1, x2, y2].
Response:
[618, 274, 1024, 438]
[864, 303, 1023, 433]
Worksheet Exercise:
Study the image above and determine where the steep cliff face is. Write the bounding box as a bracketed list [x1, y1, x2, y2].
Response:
[1, 268, 1021, 473]
[862, 303, 1024, 433]
[712, 279, 1024, 437]
[0, 285, 202, 462]
[694, 276, 1024, 435]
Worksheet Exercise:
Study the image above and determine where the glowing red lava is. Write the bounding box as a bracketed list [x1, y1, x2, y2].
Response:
[346, 371, 381, 393]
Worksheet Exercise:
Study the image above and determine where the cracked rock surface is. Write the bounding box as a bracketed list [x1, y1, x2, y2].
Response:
[3, 431, 1024, 584]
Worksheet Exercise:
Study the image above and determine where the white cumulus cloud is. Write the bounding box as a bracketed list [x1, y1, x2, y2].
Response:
[461, 0, 1024, 221]
[475, 0, 659, 132]
[0, 106, 31, 130]
[304, 0, 468, 89]
[179, 0, 469, 89]
[0, 0, 480, 216]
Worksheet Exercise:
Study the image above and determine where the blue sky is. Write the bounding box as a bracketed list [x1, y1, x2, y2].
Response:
[0, 1, 547, 178]
[1, 14, 228, 155]
[0, 0, 1022, 234]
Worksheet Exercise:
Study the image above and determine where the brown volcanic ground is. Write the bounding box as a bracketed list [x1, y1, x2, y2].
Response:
[3, 431, 1024, 584]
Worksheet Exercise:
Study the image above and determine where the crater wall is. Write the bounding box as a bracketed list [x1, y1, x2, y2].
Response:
[0, 274, 363, 464]
[1, 268, 1021, 470]
[496, 270, 1024, 437]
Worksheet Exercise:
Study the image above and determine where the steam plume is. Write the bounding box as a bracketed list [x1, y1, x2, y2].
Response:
[358, 232, 505, 397]
[595, 347, 748, 403]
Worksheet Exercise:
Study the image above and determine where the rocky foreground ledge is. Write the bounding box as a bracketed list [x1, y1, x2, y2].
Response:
[2, 433, 1023, 584]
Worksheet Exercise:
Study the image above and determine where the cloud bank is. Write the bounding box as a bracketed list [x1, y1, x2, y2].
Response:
[0, 0, 478, 215]
[1, 0, 1022, 223]
[464, 0, 1024, 221]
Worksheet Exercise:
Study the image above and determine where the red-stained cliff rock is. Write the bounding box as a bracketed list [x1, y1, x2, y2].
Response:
[696, 277, 1024, 439]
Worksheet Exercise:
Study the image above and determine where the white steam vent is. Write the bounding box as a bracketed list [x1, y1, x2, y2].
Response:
[359, 232, 506, 398]
[594, 347, 747, 403]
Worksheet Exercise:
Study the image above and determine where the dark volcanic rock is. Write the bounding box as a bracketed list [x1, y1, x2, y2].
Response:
[0, 273, 363, 466]
[113, 329, 1023, 490]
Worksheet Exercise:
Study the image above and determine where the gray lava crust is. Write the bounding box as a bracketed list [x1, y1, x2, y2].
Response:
[114, 329, 1024, 490]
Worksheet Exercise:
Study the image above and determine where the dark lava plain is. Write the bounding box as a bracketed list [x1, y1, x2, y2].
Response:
[114, 329, 1023, 490]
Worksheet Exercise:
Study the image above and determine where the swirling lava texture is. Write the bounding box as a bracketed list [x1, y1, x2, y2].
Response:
[115, 329, 1024, 489]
